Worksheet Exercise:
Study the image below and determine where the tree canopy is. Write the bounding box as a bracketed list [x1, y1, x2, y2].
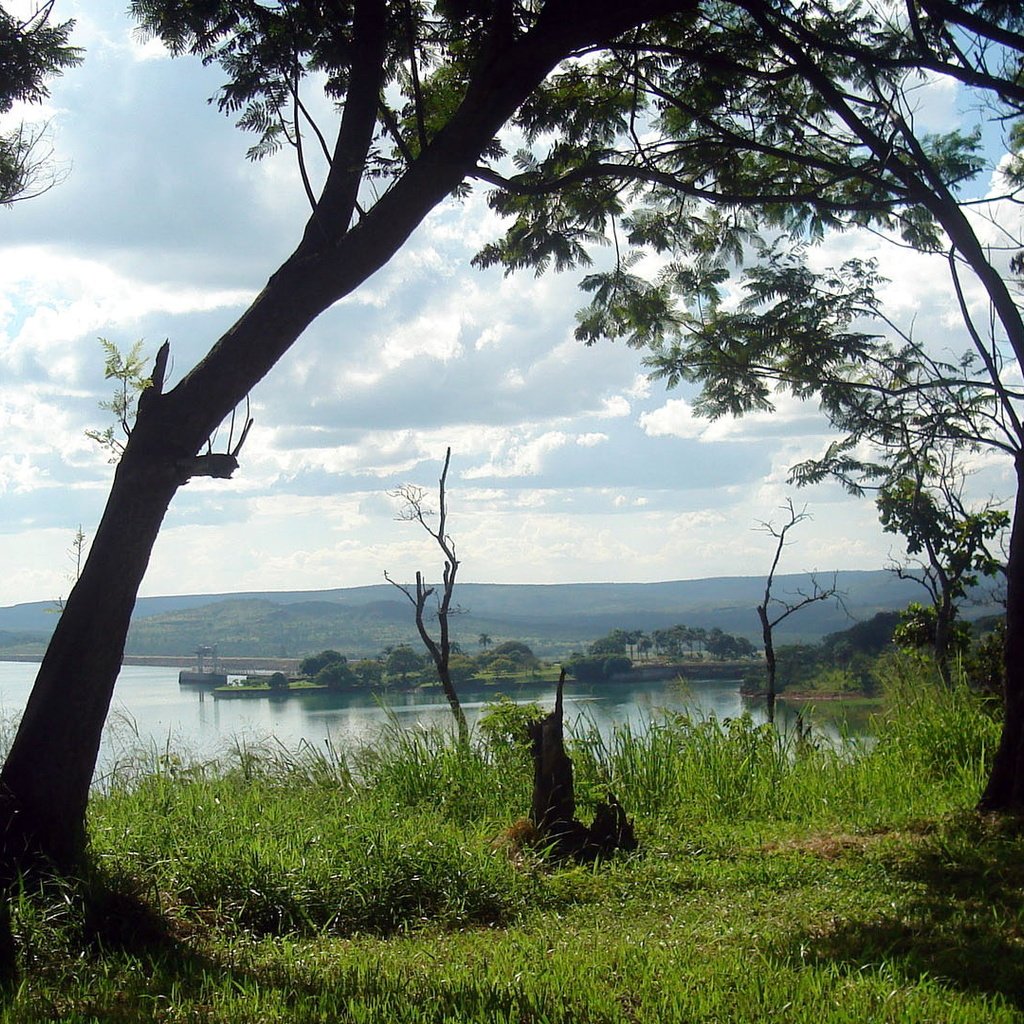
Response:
[0, 2, 81, 204]
[474, 0, 1024, 808]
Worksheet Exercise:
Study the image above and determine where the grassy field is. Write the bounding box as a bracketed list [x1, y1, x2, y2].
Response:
[2, 658, 1022, 1022]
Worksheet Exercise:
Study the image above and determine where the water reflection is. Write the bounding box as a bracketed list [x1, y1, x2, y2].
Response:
[0, 662, 875, 775]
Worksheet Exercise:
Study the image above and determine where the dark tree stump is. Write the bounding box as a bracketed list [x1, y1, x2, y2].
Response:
[528, 670, 637, 861]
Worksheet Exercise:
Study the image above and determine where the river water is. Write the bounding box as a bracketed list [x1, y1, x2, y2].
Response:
[0, 662, 870, 779]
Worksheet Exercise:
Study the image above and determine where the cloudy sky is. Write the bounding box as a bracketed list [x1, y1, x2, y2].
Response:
[0, 1, 1018, 609]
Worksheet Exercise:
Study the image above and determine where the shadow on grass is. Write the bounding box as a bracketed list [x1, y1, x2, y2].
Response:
[794, 813, 1024, 1008]
[0, 867, 563, 1024]
[0, 860, 562, 1022]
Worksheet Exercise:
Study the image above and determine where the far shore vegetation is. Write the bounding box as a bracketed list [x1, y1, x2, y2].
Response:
[209, 609, 1003, 710]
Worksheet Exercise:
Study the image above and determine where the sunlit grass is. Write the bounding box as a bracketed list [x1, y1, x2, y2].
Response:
[0, 659, 1019, 1023]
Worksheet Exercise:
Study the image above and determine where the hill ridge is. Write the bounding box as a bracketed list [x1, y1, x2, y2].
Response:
[0, 570, 970, 660]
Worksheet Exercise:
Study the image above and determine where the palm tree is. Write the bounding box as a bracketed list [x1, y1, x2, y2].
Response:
[477, 633, 493, 649]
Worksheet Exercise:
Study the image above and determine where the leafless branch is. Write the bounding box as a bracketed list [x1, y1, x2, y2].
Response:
[385, 447, 467, 742]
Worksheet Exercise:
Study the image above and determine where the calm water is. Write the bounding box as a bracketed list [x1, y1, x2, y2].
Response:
[0, 662, 868, 778]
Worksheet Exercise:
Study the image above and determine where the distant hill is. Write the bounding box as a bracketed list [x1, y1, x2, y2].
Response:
[0, 570, 984, 661]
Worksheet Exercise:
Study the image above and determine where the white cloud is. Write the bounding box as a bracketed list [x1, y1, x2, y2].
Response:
[0, 4, 1008, 606]
[0, 246, 252, 378]
[639, 390, 829, 444]
[626, 374, 652, 400]
[377, 308, 465, 370]
[596, 395, 631, 419]
[638, 398, 706, 440]
[463, 431, 571, 479]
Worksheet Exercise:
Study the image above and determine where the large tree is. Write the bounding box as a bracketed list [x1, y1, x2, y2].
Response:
[477, 2, 1024, 809]
[0, 1, 81, 204]
[0, 0, 698, 871]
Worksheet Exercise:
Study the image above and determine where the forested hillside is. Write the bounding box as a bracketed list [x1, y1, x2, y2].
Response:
[0, 571, 967, 660]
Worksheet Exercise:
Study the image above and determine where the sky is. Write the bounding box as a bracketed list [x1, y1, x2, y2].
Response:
[0, 1, 1018, 608]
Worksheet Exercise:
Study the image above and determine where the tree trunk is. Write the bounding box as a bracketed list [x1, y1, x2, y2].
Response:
[757, 604, 776, 724]
[528, 671, 636, 860]
[979, 454, 1024, 811]
[438, 668, 470, 747]
[0, 434, 182, 870]
[934, 591, 954, 689]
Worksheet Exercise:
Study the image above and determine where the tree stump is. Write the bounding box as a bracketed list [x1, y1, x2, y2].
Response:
[528, 670, 637, 861]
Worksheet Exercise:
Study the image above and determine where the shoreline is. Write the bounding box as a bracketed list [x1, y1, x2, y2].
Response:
[742, 688, 880, 702]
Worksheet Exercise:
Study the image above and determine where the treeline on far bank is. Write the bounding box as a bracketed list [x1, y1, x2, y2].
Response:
[745, 607, 1005, 698]
[250, 607, 1005, 697]
[275, 639, 550, 692]
[260, 622, 762, 692]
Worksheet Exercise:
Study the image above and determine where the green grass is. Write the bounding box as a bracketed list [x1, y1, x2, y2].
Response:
[212, 681, 328, 697]
[1, 661, 1021, 1022]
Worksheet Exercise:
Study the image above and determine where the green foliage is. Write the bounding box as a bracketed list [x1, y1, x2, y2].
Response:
[477, 695, 545, 773]
[352, 658, 384, 687]
[478, 640, 538, 670]
[963, 619, 1005, 698]
[129, 0, 506, 177]
[877, 478, 1008, 602]
[446, 653, 478, 685]
[872, 655, 999, 785]
[314, 658, 355, 690]
[894, 602, 971, 657]
[298, 649, 345, 677]
[589, 632, 627, 656]
[602, 654, 632, 676]
[820, 611, 901, 661]
[83, 339, 154, 460]
[385, 645, 424, 680]
[3, 662, 1016, 1022]
[0, 4, 82, 205]
[266, 671, 288, 691]
[765, 641, 881, 697]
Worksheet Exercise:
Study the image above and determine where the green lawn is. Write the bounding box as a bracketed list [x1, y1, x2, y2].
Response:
[2, 661, 1021, 1022]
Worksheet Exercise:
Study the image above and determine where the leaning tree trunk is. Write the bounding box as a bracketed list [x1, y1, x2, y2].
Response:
[979, 454, 1024, 810]
[0, 372, 208, 869]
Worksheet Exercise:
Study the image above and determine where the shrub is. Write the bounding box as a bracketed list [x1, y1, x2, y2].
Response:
[315, 659, 355, 690]
[478, 695, 545, 770]
[299, 649, 345, 677]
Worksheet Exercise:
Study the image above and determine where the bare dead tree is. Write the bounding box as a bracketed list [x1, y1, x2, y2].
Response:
[385, 447, 469, 744]
[756, 500, 841, 723]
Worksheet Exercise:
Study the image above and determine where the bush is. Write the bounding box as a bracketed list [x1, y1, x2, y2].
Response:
[447, 653, 478, 685]
[385, 646, 423, 680]
[315, 659, 356, 690]
[299, 649, 345, 677]
[479, 641, 538, 671]
[485, 656, 520, 677]
[603, 655, 632, 677]
[352, 659, 384, 687]
[478, 695, 545, 770]
[565, 653, 632, 683]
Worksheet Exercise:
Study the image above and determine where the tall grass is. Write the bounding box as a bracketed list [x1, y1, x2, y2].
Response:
[568, 656, 998, 834]
[76, 658, 1000, 942]
[1, 659, 1017, 1022]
